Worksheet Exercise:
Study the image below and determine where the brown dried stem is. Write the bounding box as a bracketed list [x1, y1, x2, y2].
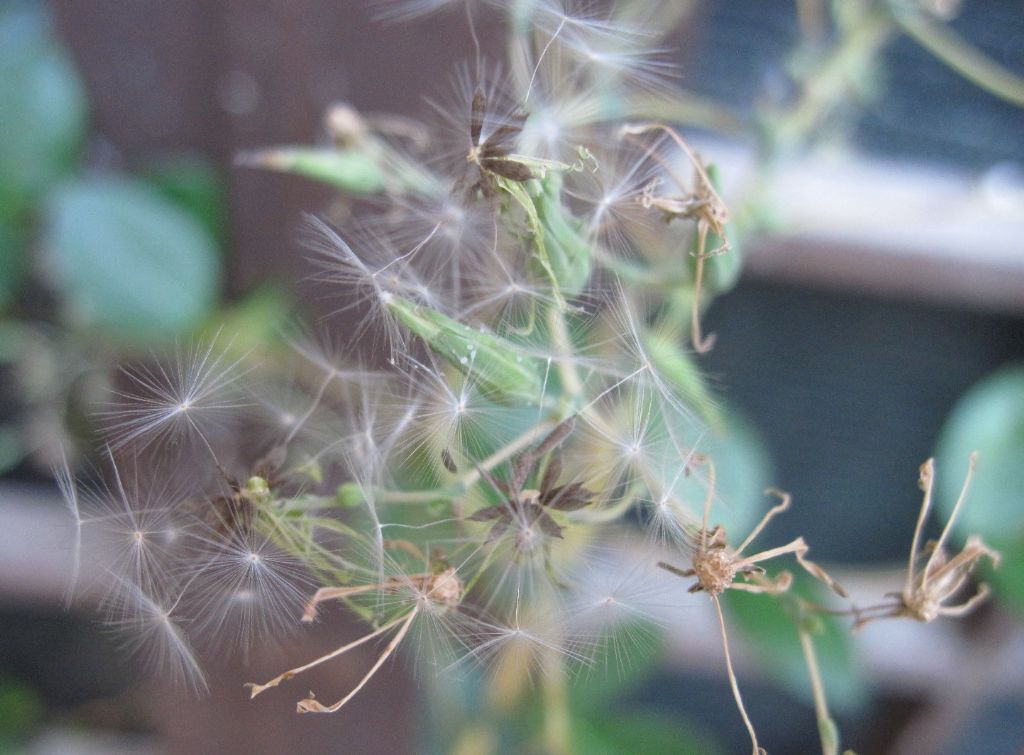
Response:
[713, 595, 765, 755]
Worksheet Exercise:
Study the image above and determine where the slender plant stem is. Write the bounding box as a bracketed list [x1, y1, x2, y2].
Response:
[712, 595, 763, 755]
[890, 5, 1024, 107]
[799, 627, 838, 755]
[546, 305, 584, 401]
[768, 7, 895, 152]
[370, 421, 559, 506]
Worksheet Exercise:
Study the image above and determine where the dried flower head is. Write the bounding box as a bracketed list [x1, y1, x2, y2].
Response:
[247, 543, 472, 714]
[854, 452, 1001, 630]
[658, 458, 845, 755]
[467, 416, 594, 549]
[461, 86, 533, 198]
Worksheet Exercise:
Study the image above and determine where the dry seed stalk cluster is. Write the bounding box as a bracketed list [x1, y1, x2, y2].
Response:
[60, 2, 1000, 752]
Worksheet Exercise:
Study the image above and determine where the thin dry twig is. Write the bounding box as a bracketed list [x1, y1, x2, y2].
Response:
[247, 565, 464, 714]
[620, 122, 730, 353]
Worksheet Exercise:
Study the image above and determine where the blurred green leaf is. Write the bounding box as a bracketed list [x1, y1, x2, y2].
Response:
[0, 426, 23, 475]
[574, 709, 722, 755]
[0, 219, 26, 309]
[985, 535, 1024, 617]
[643, 329, 726, 432]
[570, 620, 663, 709]
[142, 155, 227, 247]
[45, 175, 220, 339]
[0, 676, 42, 738]
[0, 2, 87, 216]
[200, 285, 289, 354]
[701, 409, 772, 538]
[690, 164, 742, 296]
[935, 364, 1024, 538]
[722, 573, 866, 713]
[0, 321, 30, 362]
[645, 405, 769, 538]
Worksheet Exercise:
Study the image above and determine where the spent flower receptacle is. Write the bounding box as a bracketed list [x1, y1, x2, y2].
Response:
[852, 452, 1000, 631]
[659, 458, 845, 755]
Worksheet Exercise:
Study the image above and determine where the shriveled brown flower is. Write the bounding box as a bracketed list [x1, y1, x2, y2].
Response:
[659, 458, 845, 755]
[854, 452, 1000, 630]
[621, 122, 731, 354]
[466, 416, 595, 547]
[462, 88, 533, 199]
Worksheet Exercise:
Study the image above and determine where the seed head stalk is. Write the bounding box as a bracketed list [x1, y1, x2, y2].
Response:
[799, 626, 839, 755]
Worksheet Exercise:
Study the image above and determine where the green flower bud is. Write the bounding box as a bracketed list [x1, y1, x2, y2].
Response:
[530, 172, 591, 297]
[246, 475, 271, 504]
[386, 296, 545, 406]
[240, 147, 384, 194]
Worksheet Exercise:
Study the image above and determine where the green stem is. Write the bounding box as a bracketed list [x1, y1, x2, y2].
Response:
[767, 8, 895, 153]
[799, 627, 839, 755]
[890, 5, 1024, 108]
[546, 305, 584, 401]
[376, 420, 559, 505]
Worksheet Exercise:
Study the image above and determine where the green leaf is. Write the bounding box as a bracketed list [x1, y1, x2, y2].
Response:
[0, 426, 23, 475]
[935, 364, 1024, 538]
[45, 175, 220, 339]
[705, 411, 773, 538]
[142, 155, 227, 247]
[985, 534, 1024, 617]
[574, 710, 722, 755]
[199, 286, 290, 354]
[643, 329, 726, 432]
[658, 408, 771, 538]
[722, 573, 867, 713]
[0, 675, 42, 738]
[0, 322, 26, 363]
[0, 2, 87, 216]
[569, 620, 663, 709]
[0, 218, 26, 309]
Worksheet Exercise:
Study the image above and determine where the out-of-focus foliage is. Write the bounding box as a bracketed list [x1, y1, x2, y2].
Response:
[46, 176, 220, 339]
[937, 364, 1024, 614]
[0, 1, 231, 471]
[574, 710, 722, 755]
[0, 2, 86, 218]
[0, 675, 43, 748]
[143, 156, 229, 247]
[723, 572, 867, 713]
[0, 222, 26, 311]
[936, 364, 1024, 538]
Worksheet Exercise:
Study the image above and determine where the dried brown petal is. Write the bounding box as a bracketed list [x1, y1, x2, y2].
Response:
[481, 158, 533, 182]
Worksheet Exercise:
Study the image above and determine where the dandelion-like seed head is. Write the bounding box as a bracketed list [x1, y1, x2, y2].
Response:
[101, 335, 249, 456]
[180, 525, 315, 653]
[104, 576, 207, 693]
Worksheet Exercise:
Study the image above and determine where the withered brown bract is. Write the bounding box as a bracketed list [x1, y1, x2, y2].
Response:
[462, 87, 533, 199]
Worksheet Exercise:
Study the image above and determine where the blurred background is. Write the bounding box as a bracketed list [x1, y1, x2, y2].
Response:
[0, 1, 1022, 753]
